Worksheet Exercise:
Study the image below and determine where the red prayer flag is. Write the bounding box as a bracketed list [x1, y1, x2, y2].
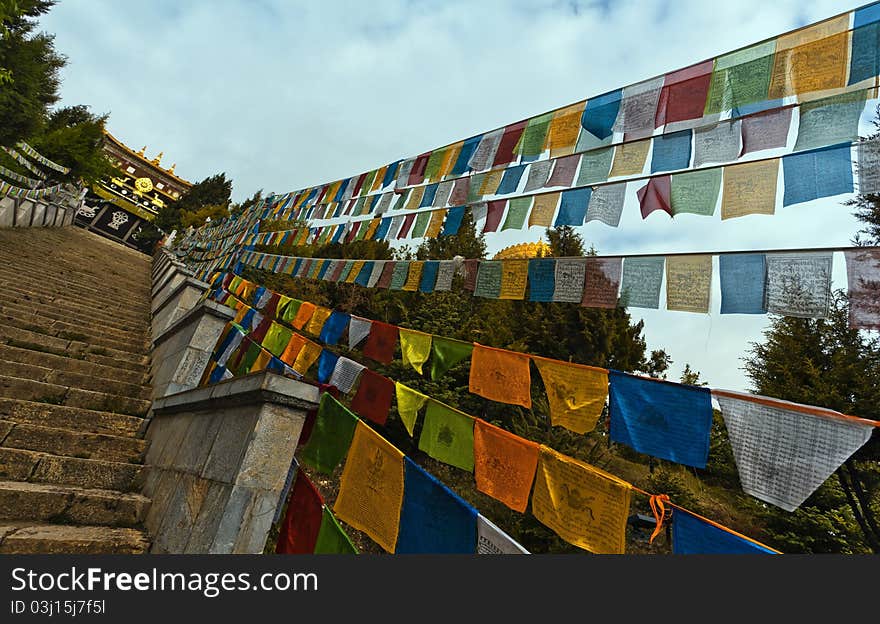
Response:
[377, 262, 396, 289]
[345, 222, 361, 243]
[350, 369, 394, 426]
[636, 175, 672, 219]
[450, 178, 469, 205]
[275, 470, 324, 554]
[408, 151, 432, 186]
[463, 259, 480, 291]
[654, 60, 714, 128]
[397, 213, 416, 239]
[251, 316, 272, 343]
[484, 200, 506, 233]
[297, 408, 317, 448]
[493, 121, 528, 167]
[363, 321, 398, 364]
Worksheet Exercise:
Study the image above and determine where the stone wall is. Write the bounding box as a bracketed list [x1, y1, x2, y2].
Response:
[0, 196, 74, 228]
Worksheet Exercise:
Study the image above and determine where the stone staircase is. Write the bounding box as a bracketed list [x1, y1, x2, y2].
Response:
[0, 227, 153, 553]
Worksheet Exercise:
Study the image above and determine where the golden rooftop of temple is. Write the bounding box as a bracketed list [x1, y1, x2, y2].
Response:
[493, 241, 552, 260]
[103, 130, 192, 187]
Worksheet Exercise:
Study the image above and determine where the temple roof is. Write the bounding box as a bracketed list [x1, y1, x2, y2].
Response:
[102, 130, 193, 188]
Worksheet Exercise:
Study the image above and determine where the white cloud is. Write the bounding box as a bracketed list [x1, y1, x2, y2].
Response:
[40, 0, 872, 390]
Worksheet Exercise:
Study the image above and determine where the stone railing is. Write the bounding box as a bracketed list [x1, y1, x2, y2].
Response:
[0, 195, 77, 228]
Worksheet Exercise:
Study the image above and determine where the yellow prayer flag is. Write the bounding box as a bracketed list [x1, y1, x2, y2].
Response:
[439, 141, 463, 178]
[402, 261, 424, 292]
[306, 306, 332, 336]
[425, 210, 446, 239]
[665, 255, 713, 313]
[233, 305, 249, 325]
[371, 166, 387, 192]
[609, 139, 651, 178]
[405, 187, 425, 211]
[769, 15, 850, 100]
[292, 339, 322, 375]
[480, 169, 506, 195]
[292, 301, 316, 330]
[333, 421, 405, 553]
[346, 260, 366, 284]
[251, 349, 272, 372]
[363, 219, 381, 240]
[399, 329, 432, 374]
[546, 102, 586, 158]
[395, 382, 428, 437]
[528, 192, 560, 228]
[721, 160, 779, 220]
[533, 358, 608, 434]
[531, 446, 632, 554]
[499, 259, 529, 300]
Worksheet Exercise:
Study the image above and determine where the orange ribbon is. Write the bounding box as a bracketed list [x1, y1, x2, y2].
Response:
[648, 494, 671, 544]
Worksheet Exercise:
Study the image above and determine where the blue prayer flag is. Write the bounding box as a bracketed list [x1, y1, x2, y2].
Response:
[782, 143, 853, 207]
[608, 370, 713, 468]
[319, 311, 350, 346]
[420, 261, 439, 293]
[395, 458, 478, 554]
[719, 253, 766, 314]
[554, 188, 591, 226]
[442, 205, 467, 236]
[852, 7, 880, 84]
[673, 509, 777, 554]
[331, 224, 345, 244]
[291, 259, 302, 276]
[208, 364, 228, 384]
[252, 286, 266, 307]
[497, 164, 527, 195]
[451, 136, 482, 176]
[651, 130, 692, 173]
[528, 258, 556, 302]
[420, 183, 439, 208]
[732, 98, 786, 118]
[354, 262, 373, 286]
[374, 217, 392, 241]
[382, 161, 401, 188]
[333, 179, 350, 203]
[317, 350, 340, 384]
[582, 90, 622, 140]
[316, 261, 332, 281]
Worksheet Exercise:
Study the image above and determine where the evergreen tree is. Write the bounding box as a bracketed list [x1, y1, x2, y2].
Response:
[29, 104, 114, 184]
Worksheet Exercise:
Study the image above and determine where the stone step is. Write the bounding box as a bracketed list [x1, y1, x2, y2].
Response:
[3, 282, 150, 324]
[0, 357, 150, 401]
[0, 343, 149, 387]
[0, 301, 150, 343]
[2, 291, 149, 335]
[0, 258, 150, 306]
[1, 421, 146, 463]
[0, 325, 149, 368]
[0, 398, 142, 437]
[0, 312, 149, 355]
[0, 447, 142, 491]
[0, 480, 150, 527]
[0, 248, 151, 290]
[0, 523, 149, 554]
[0, 374, 151, 418]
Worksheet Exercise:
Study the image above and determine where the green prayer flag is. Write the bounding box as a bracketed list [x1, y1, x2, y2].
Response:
[794, 89, 867, 152]
[353, 196, 367, 216]
[704, 41, 775, 115]
[430, 336, 474, 380]
[670, 168, 722, 216]
[235, 340, 263, 376]
[502, 197, 532, 231]
[474, 260, 503, 299]
[575, 147, 614, 186]
[298, 394, 359, 474]
[361, 169, 377, 195]
[518, 112, 553, 158]
[390, 262, 409, 290]
[423, 148, 447, 182]
[418, 400, 475, 471]
[262, 322, 293, 357]
[282, 299, 304, 323]
[467, 173, 487, 203]
[314, 507, 358, 554]
[411, 211, 431, 238]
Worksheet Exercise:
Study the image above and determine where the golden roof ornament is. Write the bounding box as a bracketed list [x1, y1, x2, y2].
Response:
[493, 241, 552, 260]
[137, 146, 146, 157]
[150, 151, 164, 166]
[168, 163, 176, 174]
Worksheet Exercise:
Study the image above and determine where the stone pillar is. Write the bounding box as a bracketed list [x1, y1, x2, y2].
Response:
[141, 372, 319, 554]
[32, 202, 46, 226]
[0, 197, 14, 228]
[14, 200, 34, 227]
[151, 276, 211, 338]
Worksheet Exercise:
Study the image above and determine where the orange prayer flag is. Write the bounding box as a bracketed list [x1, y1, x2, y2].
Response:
[473, 420, 539, 513]
[280, 333, 307, 366]
[292, 301, 317, 330]
[546, 102, 586, 157]
[468, 343, 532, 408]
[533, 357, 609, 434]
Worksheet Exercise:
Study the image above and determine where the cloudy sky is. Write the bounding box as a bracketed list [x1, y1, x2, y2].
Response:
[41, 0, 875, 390]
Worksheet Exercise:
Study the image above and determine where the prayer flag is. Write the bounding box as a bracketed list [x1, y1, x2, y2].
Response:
[473, 419, 540, 512]
[576, 146, 614, 186]
[614, 77, 664, 138]
[493, 121, 528, 167]
[528, 193, 559, 227]
[500, 259, 529, 300]
[293, 340, 322, 376]
[317, 349, 339, 384]
[333, 421, 405, 554]
[351, 369, 394, 426]
[450, 178, 469, 205]
[850, 5, 880, 84]
[620, 256, 665, 309]
[719, 253, 767, 314]
[280, 334, 307, 367]
[672, 508, 778, 554]
[534, 357, 609, 434]
[721, 159, 779, 220]
[390, 261, 409, 290]
[477, 515, 529, 554]
[329, 356, 366, 395]
[469, 344, 532, 408]
[497, 164, 527, 195]
[275, 470, 323, 554]
[475, 260, 503, 299]
[418, 400, 475, 471]
[609, 139, 650, 177]
[314, 507, 358, 554]
[554, 187, 591, 226]
[552, 258, 587, 303]
[765, 252, 833, 318]
[528, 258, 556, 302]
[451, 136, 481, 175]
[654, 60, 714, 129]
[768, 15, 850, 100]
[582, 257, 622, 308]
[524, 160, 553, 192]
[348, 317, 372, 349]
[363, 321, 398, 364]
[740, 105, 793, 156]
[396, 458, 478, 553]
[463, 258, 480, 291]
[431, 336, 474, 380]
[484, 200, 505, 233]
[442, 205, 467, 236]
[469, 128, 504, 172]
[319, 311, 350, 346]
[547, 102, 586, 157]
[581, 90, 621, 140]
[585, 182, 626, 227]
[665, 255, 712, 313]
[844, 248, 880, 329]
[399, 329, 432, 374]
[420, 260, 439, 293]
[782, 143, 853, 206]
[858, 137, 880, 193]
[531, 446, 632, 554]
[693, 120, 741, 167]
[395, 382, 428, 437]
[518, 112, 553, 160]
[650, 130, 692, 173]
[262, 322, 293, 358]
[502, 197, 532, 231]
[425, 209, 447, 238]
[402, 261, 424, 292]
[636, 175, 672, 219]
[670, 168, 721, 216]
[306, 306, 332, 336]
[704, 41, 775, 114]
[794, 90, 866, 152]
[292, 301, 316, 330]
[546, 154, 581, 188]
[298, 393, 359, 474]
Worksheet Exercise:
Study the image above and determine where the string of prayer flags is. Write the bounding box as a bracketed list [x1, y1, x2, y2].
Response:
[619, 256, 665, 309]
[473, 420, 540, 513]
[469, 343, 532, 408]
[528, 258, 556, 302]
[531, 446, 632, 554]
[582, 257, 623, 308]
[670, 168, 721, 216]
[636, 175, 672, 219]
[794, 90, 866, 151]
[348, 316, 372, 349]
[609, 371, 714, 468]
[720, 159, 779, 220]
[554, 187, 590, 226]
[474, 260, 503, 299]
[693, 120, 741, 167]
[333, 421, 405, 554]
[418, 399, 475, 471]
[719, 253, 767, 314]
[714, 389, 876, 511]
[650, 129, 692, 173]
[499, 258, 529, 300]
[298, 393, 359, 474]
[614, 76, 664, 139]
[585, 182, 626, 227]
[609, 139, 650, 177]
[395, 383, 428, 437]
[502, 197, 532, 231]
[533, 357, 609, 434]
[318, 311, 350, 346]
[363, 321, 398, 364]
[740, 105, 793, 156]
[704, 41, 775, 115]
[764, 252, 833, 318]
[275, 470, 324, 554]
[329, 356, 365, 394]
[844, 248, 880, 329]
[317, 350, 340, 384]
[769, 14, 850, 100]
[577, 146, 614, 186]
[313, 507, 358, 554]
[850, 3, 880, 85]
[672, 508, 778, 554]
[665, 255, 712, 313]
[396, 458, 478, 553]
[552, 258, 587, 303]
[655, 60, 714, 130]
[351, 368, 394, 426]
[476, 515, 530, 554]
[292, 339, 322, 375]
[782, 143, 853, 206]
[431, 336, 474, 380]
